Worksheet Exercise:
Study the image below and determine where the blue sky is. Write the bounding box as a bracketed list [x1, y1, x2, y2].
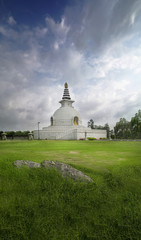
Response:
[0, 0, 141, 131]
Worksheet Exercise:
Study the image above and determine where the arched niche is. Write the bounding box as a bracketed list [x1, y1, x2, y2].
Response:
[50, 117, 53, 126]
[74, 116, 79, 125]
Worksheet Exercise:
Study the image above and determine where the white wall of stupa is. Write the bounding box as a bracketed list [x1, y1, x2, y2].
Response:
[33, 83, 106, 140]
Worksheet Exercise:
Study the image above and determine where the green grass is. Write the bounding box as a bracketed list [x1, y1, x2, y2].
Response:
[0, 140, 141, 239]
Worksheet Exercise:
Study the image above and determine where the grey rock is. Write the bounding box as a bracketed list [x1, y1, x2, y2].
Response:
[13, 160, 92, 182]
[14, 160, 41, 168]
[41, 160, 93, 182]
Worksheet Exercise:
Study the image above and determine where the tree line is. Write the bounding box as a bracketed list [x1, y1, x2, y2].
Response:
[88, 109, 141, 139]
[114, 109, 141, 139]
[0, 131, 30, 139]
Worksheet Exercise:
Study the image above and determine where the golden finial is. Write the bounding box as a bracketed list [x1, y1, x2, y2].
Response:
[64, 82, 68, 88]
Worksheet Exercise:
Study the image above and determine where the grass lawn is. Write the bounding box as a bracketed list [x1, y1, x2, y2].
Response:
[0, 140, 141, 239]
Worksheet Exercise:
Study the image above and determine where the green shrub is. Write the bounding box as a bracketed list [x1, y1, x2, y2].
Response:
[87, 137, 97, 140]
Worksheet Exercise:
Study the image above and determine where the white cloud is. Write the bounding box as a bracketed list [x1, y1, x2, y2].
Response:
[8, 16, 16, 25]
[45, 17, 69, 36]
[34, 27, 48, 37]
[54, 42, 59, 50]
[0, 26, 7, 36]
[45, 16, 70, 48]
[130, 12, 136, 25]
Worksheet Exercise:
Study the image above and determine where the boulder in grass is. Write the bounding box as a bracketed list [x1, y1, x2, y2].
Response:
[13, 160, 92, 182]
[14, 160, 41, 168]
[41, 160, 93, 182]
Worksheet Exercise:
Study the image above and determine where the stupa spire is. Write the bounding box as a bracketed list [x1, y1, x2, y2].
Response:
[62, 82, 71, 100]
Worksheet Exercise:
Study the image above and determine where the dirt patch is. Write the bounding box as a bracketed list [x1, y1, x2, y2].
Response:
[118, 158, 126, 161]
[69, 151, 78, 154]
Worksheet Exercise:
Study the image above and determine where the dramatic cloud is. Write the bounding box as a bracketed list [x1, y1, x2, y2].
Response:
[0, 0, 141, 131]
[65, 0, 141, 54]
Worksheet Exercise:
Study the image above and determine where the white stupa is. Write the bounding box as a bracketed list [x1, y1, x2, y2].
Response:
[33, 83, 106, 140]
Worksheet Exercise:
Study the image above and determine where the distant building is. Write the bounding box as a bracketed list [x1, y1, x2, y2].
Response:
[33, 83, 106, 140]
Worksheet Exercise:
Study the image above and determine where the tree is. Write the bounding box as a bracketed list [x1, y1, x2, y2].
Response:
[94, 125, 104, 129]
[110, 129, 115, 139]
[22, 131, 30, 137]
[114, 118, 131, 139]
[6, 131, 15, 139]
[104, 123, 110, 138]
[88, 119, 94, 129]
[0, 131, 3, 139]
[15, 131, 22, 136]
[131, 110, 141, 138]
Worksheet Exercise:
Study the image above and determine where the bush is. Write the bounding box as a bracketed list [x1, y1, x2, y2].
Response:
[87, 137, 97, 140]
[0, 131, 3, 139]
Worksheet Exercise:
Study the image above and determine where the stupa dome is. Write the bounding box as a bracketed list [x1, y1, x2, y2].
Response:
[51, 83, 82, 126]
[52, 105, 82, 126]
